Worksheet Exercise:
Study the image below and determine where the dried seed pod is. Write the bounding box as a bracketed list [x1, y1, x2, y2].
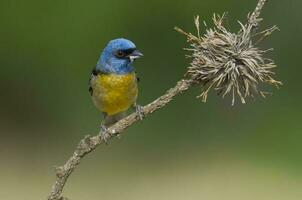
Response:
[176, 10, 282, 105]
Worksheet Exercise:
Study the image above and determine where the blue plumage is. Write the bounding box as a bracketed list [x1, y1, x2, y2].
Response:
[96, 38, 138, 74]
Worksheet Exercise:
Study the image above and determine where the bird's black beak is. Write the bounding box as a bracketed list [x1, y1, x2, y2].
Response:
[128, 49, 143, 62]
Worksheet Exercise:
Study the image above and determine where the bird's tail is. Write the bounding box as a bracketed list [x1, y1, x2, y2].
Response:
[103, 112, 128, 127]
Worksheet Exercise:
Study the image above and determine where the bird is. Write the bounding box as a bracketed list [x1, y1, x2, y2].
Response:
[89, 38, 144, 141]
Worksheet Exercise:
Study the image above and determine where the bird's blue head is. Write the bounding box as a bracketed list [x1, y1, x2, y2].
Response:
[96, 38, 143, 74]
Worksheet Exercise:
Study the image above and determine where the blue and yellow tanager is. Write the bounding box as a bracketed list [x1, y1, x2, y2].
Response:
[89, 38, 143, 140]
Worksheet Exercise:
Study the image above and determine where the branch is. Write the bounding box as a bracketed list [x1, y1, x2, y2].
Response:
[48, 79, 194, 200]
[248, 0, 267, 27]
[47, 0, 278, 199]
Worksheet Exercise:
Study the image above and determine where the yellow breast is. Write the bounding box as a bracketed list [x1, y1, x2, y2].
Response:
[91, 72, 138, 115]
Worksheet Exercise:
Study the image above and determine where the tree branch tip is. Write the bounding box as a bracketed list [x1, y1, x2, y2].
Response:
[174, 26, 189, 36]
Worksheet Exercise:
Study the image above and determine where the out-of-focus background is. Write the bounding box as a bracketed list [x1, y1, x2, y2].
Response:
[1, 0, 301, 199]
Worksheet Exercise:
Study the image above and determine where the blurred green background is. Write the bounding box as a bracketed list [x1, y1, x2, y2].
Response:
[1, 0, 301, 199]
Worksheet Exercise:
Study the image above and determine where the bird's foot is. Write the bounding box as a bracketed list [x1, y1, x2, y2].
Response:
[135, 105, 145, 120]
[99, 124, 110, 143]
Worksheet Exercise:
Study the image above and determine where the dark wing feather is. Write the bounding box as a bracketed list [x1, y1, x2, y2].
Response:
[88, 68, 103, 96]
[135, 71, 140, 83]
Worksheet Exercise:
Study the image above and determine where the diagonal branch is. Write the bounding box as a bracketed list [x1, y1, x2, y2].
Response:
[48, 79, 194, 200]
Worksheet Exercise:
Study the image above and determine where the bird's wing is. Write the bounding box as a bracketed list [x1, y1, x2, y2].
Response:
[135, 71, 140, 83]
[88, 68, 103, 96]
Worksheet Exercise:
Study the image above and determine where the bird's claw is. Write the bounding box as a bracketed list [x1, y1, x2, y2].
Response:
[135, 105, 144, 120]
[100, 124, 109, 143]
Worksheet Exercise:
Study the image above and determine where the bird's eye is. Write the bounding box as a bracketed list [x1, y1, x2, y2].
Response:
[116, 50, 125, 58]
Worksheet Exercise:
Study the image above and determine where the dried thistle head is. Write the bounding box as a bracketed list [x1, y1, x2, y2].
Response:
[176, 7, 282, 105]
